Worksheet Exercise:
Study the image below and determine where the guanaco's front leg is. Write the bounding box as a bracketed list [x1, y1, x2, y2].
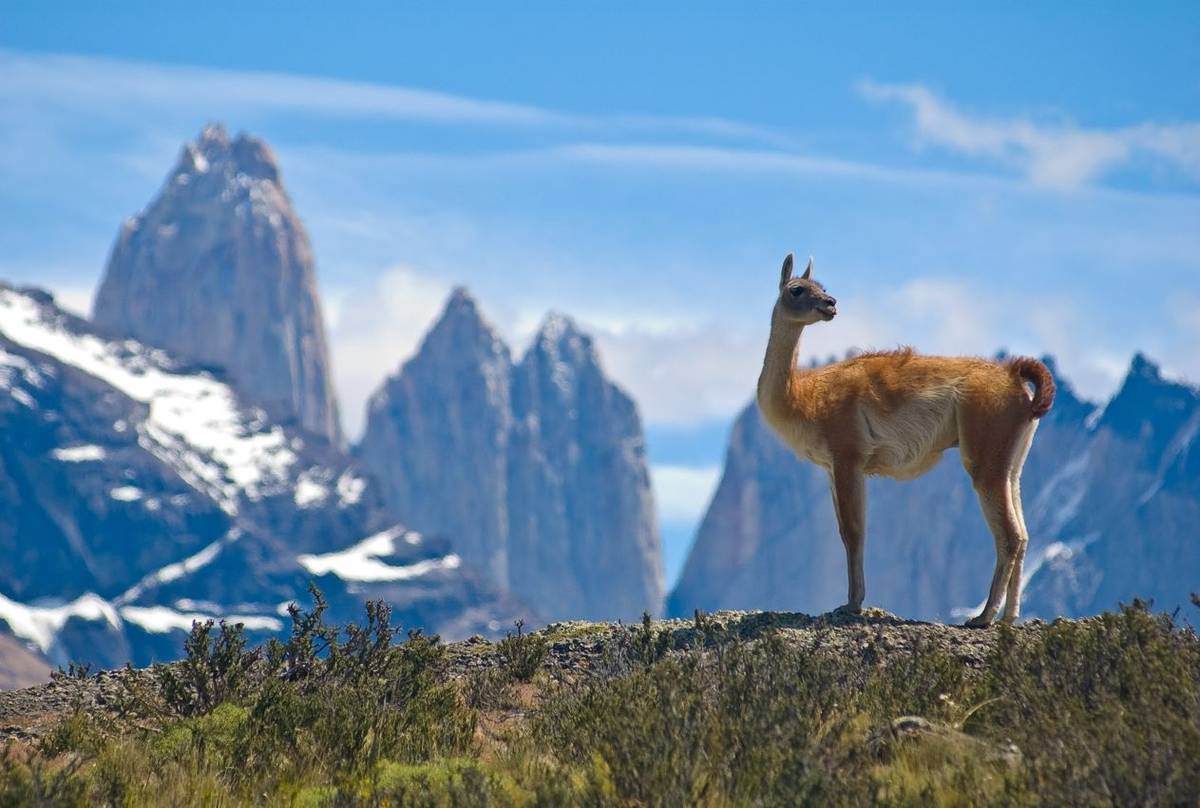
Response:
[828, 463, 867, 613]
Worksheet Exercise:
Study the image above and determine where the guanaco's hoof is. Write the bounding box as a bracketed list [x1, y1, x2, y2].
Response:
[833, 603, 863, 615]
[963, 615, 993, 628]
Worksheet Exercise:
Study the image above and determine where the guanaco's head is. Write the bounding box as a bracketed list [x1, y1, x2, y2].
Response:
[776, 253, 837, 325]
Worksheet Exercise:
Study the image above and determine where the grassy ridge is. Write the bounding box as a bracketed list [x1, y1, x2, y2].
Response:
[2, 591, 1198, 806]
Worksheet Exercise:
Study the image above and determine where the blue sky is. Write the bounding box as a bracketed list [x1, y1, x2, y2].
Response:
[2, 3, 1198, 586]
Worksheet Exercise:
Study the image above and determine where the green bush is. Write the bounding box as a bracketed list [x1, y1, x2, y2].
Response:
[155, 619, 254, 717]
[497, 620, 548, 682]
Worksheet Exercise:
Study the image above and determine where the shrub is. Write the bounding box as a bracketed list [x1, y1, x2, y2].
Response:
[497, 620, 548, 682]
[155, 619, 255, 717]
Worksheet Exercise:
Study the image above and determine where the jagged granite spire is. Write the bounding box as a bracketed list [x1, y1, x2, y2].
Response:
[357, 288, 514, 586]
[356, 293, 663, 621]
[92, 124, 342, 444]
[508, 312, 662, 620]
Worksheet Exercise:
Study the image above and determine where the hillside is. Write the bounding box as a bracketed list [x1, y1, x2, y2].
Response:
[1, 600, 1197, 805]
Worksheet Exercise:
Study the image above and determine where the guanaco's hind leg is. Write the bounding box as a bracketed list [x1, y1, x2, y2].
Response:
[828, 463, 867, 613]
[966, 474, 1022, 627]
[1001, 421, 1037, 623]
[960, 408, 1028, 628]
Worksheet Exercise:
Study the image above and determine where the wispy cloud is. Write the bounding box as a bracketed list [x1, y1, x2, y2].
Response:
[859, 80, 1200, 189]
[589, 320, 764, 428]
[0, 48, 791, 147]
[0, 49, 565, 126]
[575, 278, 1010, 428]
[550, 142, 949, 186]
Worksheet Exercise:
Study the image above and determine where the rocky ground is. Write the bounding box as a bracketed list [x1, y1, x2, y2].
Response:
[0, 608, 1017, 746]
[449, 607, 1007, 677]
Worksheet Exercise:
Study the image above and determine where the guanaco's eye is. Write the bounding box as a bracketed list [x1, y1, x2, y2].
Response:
[789, 286, 805, 298]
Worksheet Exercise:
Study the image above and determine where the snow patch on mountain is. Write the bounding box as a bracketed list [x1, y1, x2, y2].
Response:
[0, 591, 121, 653]
[1030, 450, 1091, 537]
[52, 444, 107, 462]
[294, 471, 330, 508]
[0, 289, 298, 512]
[109, 486, 143, 502]
[0, 347, 45, 389]
[949, 533, 1101, 620]
[336, 471, 367, 506]
[298, 528, 461, 582]
[120, 605, 281, 634]
[117, 530, 241, 606]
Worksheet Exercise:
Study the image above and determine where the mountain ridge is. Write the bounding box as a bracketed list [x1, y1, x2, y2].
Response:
[0, 284, 523, 668]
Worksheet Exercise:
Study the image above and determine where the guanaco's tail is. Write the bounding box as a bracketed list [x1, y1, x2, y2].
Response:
[1008, 357, 1056, 418]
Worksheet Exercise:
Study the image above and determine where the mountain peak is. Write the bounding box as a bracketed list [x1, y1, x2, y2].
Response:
[230, 133, 280, 183]
[173, 124, 281, 185]
[407, 288, 509, 374]
[444, 286, 480, 315]
[1128, 352, 1161, 381]
[357, 294, 661, 622]
[529, 311, 596, 366]
[431, 287, 493, 336]
[537, 311, 581, 340]
[92, 128, 342, 444]
[1096, 352, 1197, 457]
[197, 122, 229, 147]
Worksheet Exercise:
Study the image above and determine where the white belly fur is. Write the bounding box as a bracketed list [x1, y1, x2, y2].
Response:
[861, 386, 960, 478]
[772, 385, 961, 478]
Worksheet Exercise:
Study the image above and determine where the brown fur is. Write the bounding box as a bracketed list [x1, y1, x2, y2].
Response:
[1008, 357, 1056, 417]
[757, 255, 1055, 626]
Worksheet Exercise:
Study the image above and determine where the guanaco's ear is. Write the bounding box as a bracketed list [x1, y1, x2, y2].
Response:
[779, 253, 794, 288]
[801, 256, 813, 281]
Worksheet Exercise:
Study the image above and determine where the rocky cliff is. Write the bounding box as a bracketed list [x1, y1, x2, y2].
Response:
[92, 125, 341, 445]
[357, 291, 662, 622]
[668, 355, 1199, 621]
[0, 286, 521, 669]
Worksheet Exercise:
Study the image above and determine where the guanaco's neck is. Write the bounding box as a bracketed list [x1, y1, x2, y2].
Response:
[756, 303, 806, 421]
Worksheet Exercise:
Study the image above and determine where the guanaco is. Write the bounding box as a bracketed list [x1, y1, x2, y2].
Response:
[756, 254, 1054, 626]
